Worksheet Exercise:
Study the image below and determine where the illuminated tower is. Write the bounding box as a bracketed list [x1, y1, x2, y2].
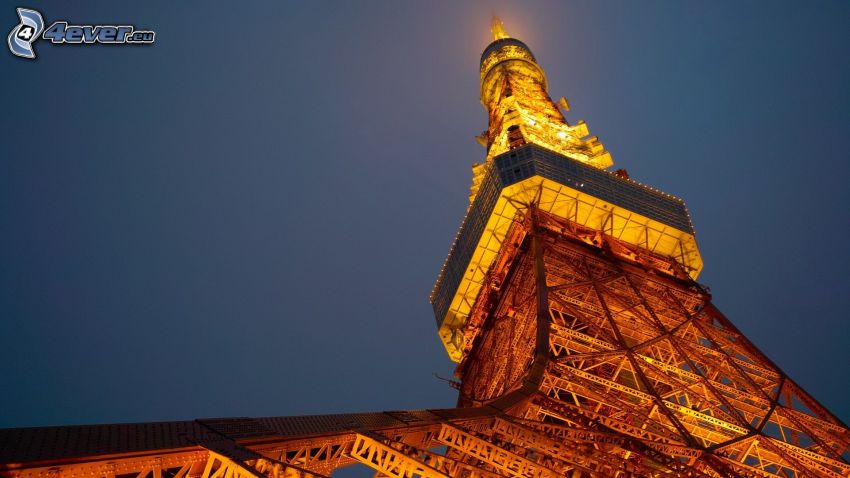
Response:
[2, 18, 849, 478]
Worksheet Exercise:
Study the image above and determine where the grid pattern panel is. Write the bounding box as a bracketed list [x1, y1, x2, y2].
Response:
[432, 144, 694, 330]
[496, 146, 694, 232]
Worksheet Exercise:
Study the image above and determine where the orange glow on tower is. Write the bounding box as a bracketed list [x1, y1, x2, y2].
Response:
[2, 19, 848, 478]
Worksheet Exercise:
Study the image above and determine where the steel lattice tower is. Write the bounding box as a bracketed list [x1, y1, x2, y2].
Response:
[2, 18, 849, 478]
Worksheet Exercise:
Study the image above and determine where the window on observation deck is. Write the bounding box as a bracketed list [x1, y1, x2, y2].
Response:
[507, 125, 525, 149]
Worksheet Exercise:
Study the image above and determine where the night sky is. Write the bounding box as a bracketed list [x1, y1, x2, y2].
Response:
[1, 1, 849, 431]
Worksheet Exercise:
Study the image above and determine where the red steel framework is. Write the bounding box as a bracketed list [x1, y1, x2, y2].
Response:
[3, 208, 848, 477]
[2, 18, 849, 478]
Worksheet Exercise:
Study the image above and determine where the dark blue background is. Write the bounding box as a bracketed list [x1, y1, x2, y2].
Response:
[1, 1, 848, 429]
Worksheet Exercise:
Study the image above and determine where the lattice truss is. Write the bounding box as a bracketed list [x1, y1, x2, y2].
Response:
[4, 208, 847, 478]
[455, 207, 850, 478]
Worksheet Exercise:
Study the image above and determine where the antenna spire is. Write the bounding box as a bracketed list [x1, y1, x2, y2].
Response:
[491, 16, 509, 40]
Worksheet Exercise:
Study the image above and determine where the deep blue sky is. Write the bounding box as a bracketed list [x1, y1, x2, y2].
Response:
[1, 1, 848, 429]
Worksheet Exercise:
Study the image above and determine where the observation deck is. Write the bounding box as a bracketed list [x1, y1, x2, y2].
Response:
[431, 144, 702, 361]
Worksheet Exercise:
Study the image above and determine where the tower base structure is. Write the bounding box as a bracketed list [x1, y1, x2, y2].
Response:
[3, 206, 849, 478]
